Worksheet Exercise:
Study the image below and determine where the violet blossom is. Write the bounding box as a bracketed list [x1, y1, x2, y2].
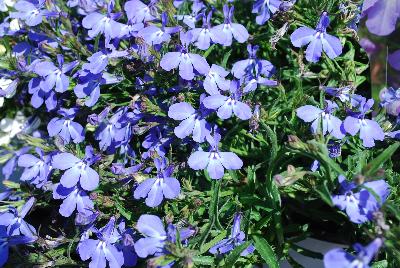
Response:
[290, 11, 342, 62]
[343, 98, 385, 147]
[52, 183, 94, 217]
[296, 100, 345, 139]
[331, 175, 390, 224]
[210, 4, 249, 46]
[160, 31, 210, 81]
[188, 132, 243, 180]
[18, 147, 53, 188]
[47, 107, 85, 144]
[52, 146, 100, 191]
[133, 158, 180, 207]
[210, 213, 254, 256]
[252, 0, 282, 25]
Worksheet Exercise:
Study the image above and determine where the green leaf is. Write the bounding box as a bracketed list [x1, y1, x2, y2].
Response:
[223, 241, 251, 267]
[220, 50, 232, 69]
[315, 180, 334, 206]
[252, 235, 279, 268]
[203, 44, 216, 58]
[200, 230, 228, 254]
[371, 260, 388, 268]
[115, 201, 132, 220]
[193, 255, 215, 266]
[362, 143, 400, 176]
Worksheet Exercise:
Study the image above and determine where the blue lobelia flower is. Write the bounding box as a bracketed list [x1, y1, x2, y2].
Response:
[203, 64, 231, 95]
[160, 31, 210, 81]
[82, 0, 125, 46]
[10, 0, 49, 26]
[78, 216, 124, 268]
[2, 147, 30, 180]
[210, 213, 255, 256]
[242, 64, 278, 93]
[28, 77, 57, 111]
[188, 11, 218, 50]
[34, 55, 78, 93]
[210, 4, 249, 46]
[343, 98, 385, 147]
[324, 238, 382, 268]
[52, 146, 100, 191]
[188, 132, 243, 180]
[82, 50, 128, 75]
[231, 45, 275, 79]
[203, 80, 252, 120]
[133, 158, 180, 207]
[47, 107, 85, 144]
[290, 11, 342, 62]
[252, 0, 282, 25]
[142, 125, 173, 159]
[74, 71, 122, 107]
[331, 175, 390, 224]
[116, 220, 137, 267]
[176, 0, 204, 29]
[296, 100, 345, 139]
[124, 0, 158, 23]
[134, 214, 195, 258]
[168, 98, 211, 142]
[138, 12, 180, 45]
[0, 225, 36, 267]
[362, 0, 400, 36]
[18, 148, 53, 188]
[94, 107, 128, 152]
[134, 214, 167, 258]
[0, 197, 37, 238]
[52, 183, 94, 218]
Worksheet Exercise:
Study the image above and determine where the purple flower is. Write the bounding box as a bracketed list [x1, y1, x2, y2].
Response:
[74, 71, 122, 107]
[2, 147, 30, 180]
[53, 183, 94, 218]
[188, 11, 218, 50]
[116, 220, 137, 267]
[168, 100, 211, 142]
[78, 217, 124, 268]
[252, 0, 282, 25]
[343, 98, 385, 147]
[231, 45, 275, 79]
[47, 107, 85, 144]
[203, 64, 230, 95]
[332, 176, 390, 224]
[82, 50, 128, 75]
[124, 0, 158, 23]
[210, 213, 254, 256]
[324, 238, 382, 268]
[388, 49, 400, 71]
[203, 80, 252, 120]
[0, 225, 36, 267]
[138, 12, 180, 45]
[142, 125, 173, 159]
[176, 0, 204, 29]
[10, 0, 47, 26]
[52, 146, 100, 191]
[134, 214, 195, 258]
[28, 77, 57, 111]
[290, 11, 342, 62]
[134, 214, 167, 258]
[82, 0, 125, 45]
[210, 5, 249, 46]
[362, 0, 400, 36]
[133, 158, 180, 207]
[188, 132, 243, 179]
[34, 55, 78, 93]
[296, 100, 345, 139]
[0, 197, 36, 238]
[18, 148, 53, 188]
[160, 31, 210, 80]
